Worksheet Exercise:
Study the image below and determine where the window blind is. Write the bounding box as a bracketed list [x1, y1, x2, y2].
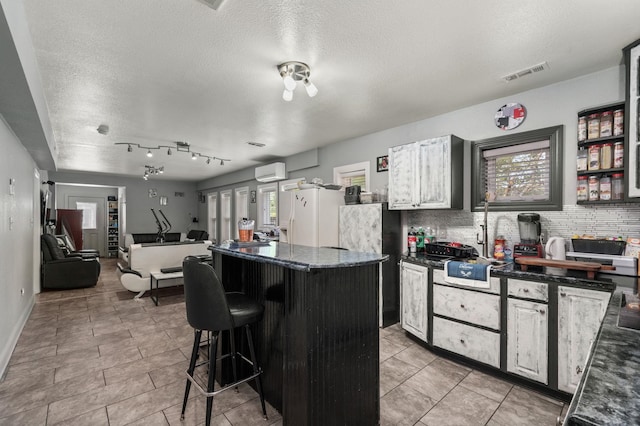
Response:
[483, 139, 551, 201]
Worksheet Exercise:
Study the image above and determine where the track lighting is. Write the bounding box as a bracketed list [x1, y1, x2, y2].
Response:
[115, 142, 230, 170]
[277, 61, 318, 101]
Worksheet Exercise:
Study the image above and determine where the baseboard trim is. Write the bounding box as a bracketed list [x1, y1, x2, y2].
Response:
[0, 295, 34, 380]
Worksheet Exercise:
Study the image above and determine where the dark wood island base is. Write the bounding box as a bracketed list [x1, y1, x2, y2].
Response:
[210, 242, 386, 425]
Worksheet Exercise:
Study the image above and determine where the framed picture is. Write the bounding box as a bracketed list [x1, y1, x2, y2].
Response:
[377, 155, 389, 172]
[250, 190, 257, 203]
[159, 196, 168, 206]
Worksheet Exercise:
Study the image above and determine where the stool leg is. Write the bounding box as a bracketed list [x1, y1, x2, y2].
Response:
[205, 331, 218, 426]
[229, 329, 238, 392]
[181, 329, 202, 420]
[245, 325, 267, 419]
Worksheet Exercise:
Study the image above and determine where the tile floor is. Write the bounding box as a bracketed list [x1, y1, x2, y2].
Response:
[0, 259, 568, 425]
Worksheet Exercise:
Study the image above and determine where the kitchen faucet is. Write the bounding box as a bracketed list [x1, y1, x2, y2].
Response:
[476, 197, 489, 258]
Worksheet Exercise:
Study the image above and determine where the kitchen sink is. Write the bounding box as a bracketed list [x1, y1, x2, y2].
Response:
[617, 292, 640, 332]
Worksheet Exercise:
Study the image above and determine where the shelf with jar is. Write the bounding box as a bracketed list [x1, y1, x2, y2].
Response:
[107, 199, 119, 257]
[576, 102, 626, 204]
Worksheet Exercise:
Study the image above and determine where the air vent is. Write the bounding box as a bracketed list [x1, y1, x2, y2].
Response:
[247, 141, 266, 147]
[502, 62, 549, 82]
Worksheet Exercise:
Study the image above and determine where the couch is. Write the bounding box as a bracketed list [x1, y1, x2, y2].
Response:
[119, 232, 186, 262]
[41, 234, 101, 289]
[117, 240, 212, 298]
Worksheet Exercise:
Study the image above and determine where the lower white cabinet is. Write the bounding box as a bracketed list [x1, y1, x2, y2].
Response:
[557, 286, 610, 393]
[433, 284, 500, 330]
[400, 261, 429, 342]
[507, 298, 548, 384]
[432, 316, 500, 367]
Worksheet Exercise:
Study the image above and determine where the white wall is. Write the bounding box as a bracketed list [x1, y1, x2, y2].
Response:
[0, 115, 40, 377]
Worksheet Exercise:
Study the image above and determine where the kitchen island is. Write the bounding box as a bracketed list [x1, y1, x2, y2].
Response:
[209, 242, 387, 426]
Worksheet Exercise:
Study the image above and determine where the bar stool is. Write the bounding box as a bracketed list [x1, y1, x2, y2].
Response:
[180, 256, 267, 425]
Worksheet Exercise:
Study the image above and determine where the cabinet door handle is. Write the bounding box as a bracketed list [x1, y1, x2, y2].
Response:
[460, 339, 465, 344]
[523, 288, 530, 293]
[560, 292, 566, 297]
[539, 308, 546, 314]
[576, 365, 582, 374]
[460, 304, 465, 309]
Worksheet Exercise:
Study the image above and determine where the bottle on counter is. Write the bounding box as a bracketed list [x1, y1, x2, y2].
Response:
[425, 226, 435, 244]
[408, 227, 417, 253]
[416, 227, 425, 251]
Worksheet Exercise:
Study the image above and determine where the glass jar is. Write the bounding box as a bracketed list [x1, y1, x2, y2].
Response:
[612, 173, 624, 200]
[613, 109, 624, 136]
[588, 144, 600, 170]
[577, 175, 589, 201]
[614, 142, 624, 168]
[577, 116, 587, 142]
[600, 143, 613, 169]
[599, 111, 613, 137]
[587, 113, 600, 139]
[588, 175, 599, 201]
[599, 176, 612, 201]
[576, 148, 588, 171]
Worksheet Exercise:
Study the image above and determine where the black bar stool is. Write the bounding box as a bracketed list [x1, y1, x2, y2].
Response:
[180, 256, 267, 425]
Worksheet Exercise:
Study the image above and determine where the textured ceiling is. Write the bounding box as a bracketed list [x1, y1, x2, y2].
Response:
[18, 0, 640, 181]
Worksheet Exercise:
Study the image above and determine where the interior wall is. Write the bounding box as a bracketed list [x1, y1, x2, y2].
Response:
[48, 171, 199, 234]
[0, 115, 39, 378]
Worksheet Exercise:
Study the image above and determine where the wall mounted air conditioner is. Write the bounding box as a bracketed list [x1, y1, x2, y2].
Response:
[255, 162, 286, 182]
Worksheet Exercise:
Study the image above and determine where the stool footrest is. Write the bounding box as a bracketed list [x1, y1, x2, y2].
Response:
[185, 369, 263, 398]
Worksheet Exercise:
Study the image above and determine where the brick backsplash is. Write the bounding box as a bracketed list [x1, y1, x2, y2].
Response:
[408, 204, 640, 253]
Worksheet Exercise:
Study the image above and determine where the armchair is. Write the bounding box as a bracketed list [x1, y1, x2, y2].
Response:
[55, 234, 100, 258]
[185, 229, 209, 241]
[41, 234, 100, 289]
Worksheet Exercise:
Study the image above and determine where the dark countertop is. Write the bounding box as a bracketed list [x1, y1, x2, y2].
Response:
[209, 241, 388, 272]
[401, 253, 619, 291]
[565, 290, 640, 425]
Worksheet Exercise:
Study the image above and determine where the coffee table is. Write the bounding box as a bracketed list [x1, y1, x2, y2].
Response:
[149, 270, 184, 306]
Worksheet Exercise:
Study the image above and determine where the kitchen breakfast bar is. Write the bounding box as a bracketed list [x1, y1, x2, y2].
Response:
[208, 242, 387, 425]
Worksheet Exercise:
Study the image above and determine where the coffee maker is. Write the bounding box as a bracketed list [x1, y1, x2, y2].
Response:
[513, 213, 543, 258]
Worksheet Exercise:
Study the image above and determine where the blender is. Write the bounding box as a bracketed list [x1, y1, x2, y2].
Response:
[513, 213, 543, 258]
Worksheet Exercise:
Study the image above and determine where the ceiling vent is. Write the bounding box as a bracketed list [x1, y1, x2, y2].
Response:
[196, 0, 226, 10]
[502, 62, 549, 82]
[255, 162, 286, 182]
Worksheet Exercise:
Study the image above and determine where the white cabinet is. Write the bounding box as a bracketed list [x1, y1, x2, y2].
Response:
[557, 286, 610, 393]
[433, 284, 500, 330]
[388, 135, 463, 210]
[507, 298, 548, 384]
[433, 317, 500, 368]
[400, 261, 429, 342]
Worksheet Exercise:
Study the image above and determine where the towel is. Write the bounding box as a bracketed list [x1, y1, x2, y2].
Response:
[444, 261, 492, 289]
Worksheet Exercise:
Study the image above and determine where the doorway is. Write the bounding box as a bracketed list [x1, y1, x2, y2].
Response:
[68, 196, 106, 255]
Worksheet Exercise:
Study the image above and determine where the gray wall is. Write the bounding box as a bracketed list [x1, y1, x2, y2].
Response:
[48, 171, 200, 234]
[0, 115, 40, 377]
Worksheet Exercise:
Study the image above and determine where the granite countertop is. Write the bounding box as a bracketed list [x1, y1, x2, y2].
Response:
[401, 253, 618, 292]
[209, 241, 388, 272]
[565, 290, 640, 425]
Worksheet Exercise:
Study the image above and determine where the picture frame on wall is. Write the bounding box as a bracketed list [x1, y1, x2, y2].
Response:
[377, 155, 389, 172]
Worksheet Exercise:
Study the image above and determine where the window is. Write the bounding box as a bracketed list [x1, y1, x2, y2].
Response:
[471, 125, 563, 211]
[234, 186, 249, 238]
[220, 190, 232, 241]
[207, 192, 217, 243]
[333, 161, 370, 191]
[75, 202, 97, 229]
[256, 183, 277, 229]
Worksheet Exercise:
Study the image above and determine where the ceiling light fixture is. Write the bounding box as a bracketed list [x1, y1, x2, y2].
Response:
[115, 142, 231, 168]
[97, 124, 109, 135]
[143, 165, 164, 179]
[277, 61, 318, 102]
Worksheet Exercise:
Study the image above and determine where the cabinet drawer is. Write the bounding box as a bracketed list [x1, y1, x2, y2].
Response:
[433, 317, 500, 368]
[433, 284, 500, 330]
[507, 279, 549, 302]
[432, 268, 501, 294]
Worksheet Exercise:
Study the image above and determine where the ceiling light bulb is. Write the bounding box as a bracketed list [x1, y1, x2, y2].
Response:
[206, 158, 211, 164]
[304, 79, 318, 97]
[159, 167, 164, 174]
[220, 159, 224, 166]
[283, 73, 296, 91]
[146, 149, 153, 158]
[127, 144, 133, 152]
[167, 148, 172, 155]
[192, 153, 197, 160]
[282, 89, 293, 102]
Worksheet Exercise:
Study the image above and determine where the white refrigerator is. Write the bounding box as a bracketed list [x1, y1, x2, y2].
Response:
[278, 187, 344, 247]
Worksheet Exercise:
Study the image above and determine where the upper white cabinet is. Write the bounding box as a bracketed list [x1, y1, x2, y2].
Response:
[400, 261, 429, 342]
[388, 135, 463, 210]
[557, 286, 610, 393]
